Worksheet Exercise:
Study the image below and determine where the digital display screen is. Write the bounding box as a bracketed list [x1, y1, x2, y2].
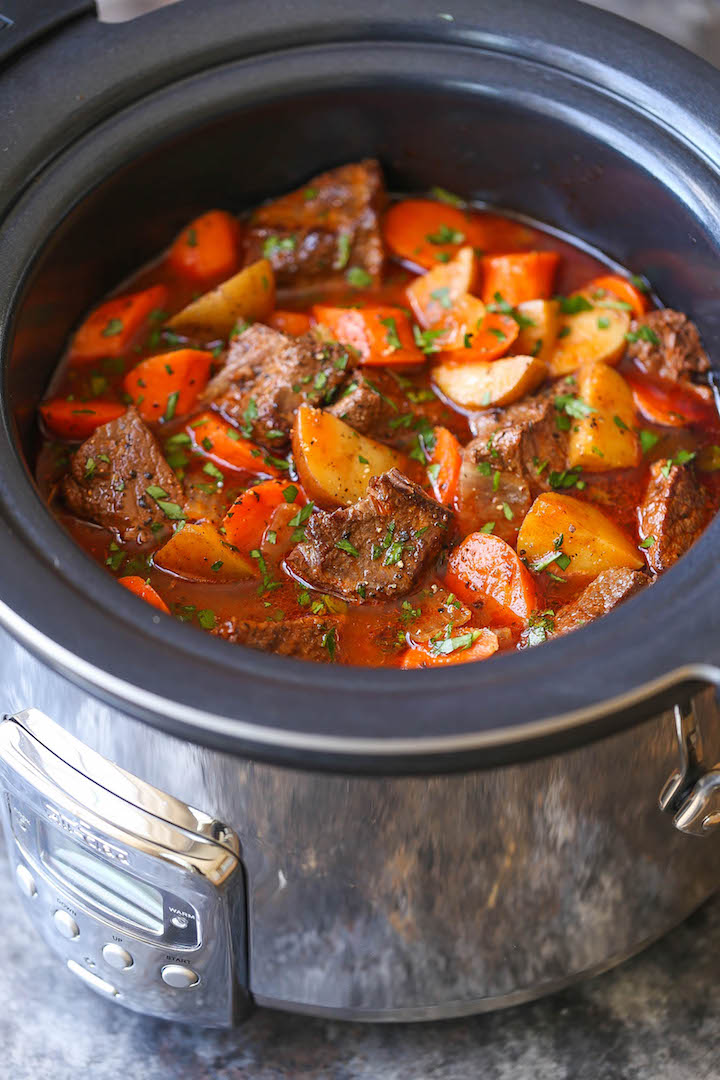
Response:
[41, 829, 164, 935]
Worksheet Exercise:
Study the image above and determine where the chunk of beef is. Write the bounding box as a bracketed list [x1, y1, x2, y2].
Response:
[554, 568, 648, 636]
[214, 614, 344, 663]
[286, 469, 452, 602]
[638, 459, 708, 574]
[327, 369, 404, 444]
[460, 379, 572, 541]
[202, 324, 355, 450]
[626, 309, 710, 384]
[62, 407, 183, 544]
[244, 159, 385, 287]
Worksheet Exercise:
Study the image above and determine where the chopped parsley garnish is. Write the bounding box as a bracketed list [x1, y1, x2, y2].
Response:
[556, 294, 594, 315]
[430, 629, 482, 656]
[660, 449, 696, 477]
[336, 538, 359, 557]
[101, 317, 124, 337]
[346, 267, 373, 288]
[203, 461, 224, 481]
[211, 560, 223, 572]
[166, 431, 191, 448]
[625, 324, 660, 345]
[401, 600, 421, 624]
[145, 486, 185, 521]
[427, 463, 441, 484]
[426, 223, 465, 245]
[430, 186, 465, 208]
[186, 227, 198, 247]
[639, 536, 656, 549]
[557, 326, 572, 339]
[430, 287, 452, 310]
[480, 521, 495, 534]
[322, 628, 337, 661]
[358, 454, 369, 464]
[262, 235, 296, 258]
[379, 315, 402, 351]
[532, 550, 571, 573]
[282, 484, 299, 503]
[84, 457, 96, 480]
[597, 316, 610, 330]
[639, 430, 660, 454]
[303, 187, 318, 201]
[613, 415, 630, 431]
[630, 274, 650, 294]
[488, 327, 507, 341]
[197, 609, 216, 630]
[549, 467, 583, 490]
[412, 325, 445, 354]
[335, 233, 351, 270]
[502, 502, 514, 520]
[164, 390, 179, 422]
[241, 397, 258, 437]
[525, 610, 555, 648]
[487, 292, 536, 329]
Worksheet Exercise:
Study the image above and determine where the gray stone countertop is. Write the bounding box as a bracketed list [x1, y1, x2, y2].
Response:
[5, 2, 720, 1078]
[3, 843, 720, 1079]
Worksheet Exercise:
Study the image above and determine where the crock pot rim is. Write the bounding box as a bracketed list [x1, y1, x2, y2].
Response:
[1, 0, 720, 774]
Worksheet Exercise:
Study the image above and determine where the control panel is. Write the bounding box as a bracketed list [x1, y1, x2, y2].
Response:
[0, 710, 249, 1026]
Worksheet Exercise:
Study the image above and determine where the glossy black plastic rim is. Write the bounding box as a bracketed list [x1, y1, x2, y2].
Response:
[1, 0, 720, 773]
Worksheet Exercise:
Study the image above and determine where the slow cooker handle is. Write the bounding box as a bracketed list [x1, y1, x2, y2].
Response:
[0, 708, 252, 1026]
[660, 688, 720, 835]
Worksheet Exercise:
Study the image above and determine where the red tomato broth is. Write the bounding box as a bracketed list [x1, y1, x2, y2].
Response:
[35, 191, 720, 667]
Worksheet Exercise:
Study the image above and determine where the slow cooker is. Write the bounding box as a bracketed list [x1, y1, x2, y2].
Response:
[2, 0, 720, 1027]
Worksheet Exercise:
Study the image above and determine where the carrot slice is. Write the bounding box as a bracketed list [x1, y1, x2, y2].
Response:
[383, 199, 475, 270]
[39, 399, 126, 440]
[481, 252, 559, 306]
[118, 576, 170, 614]
[267, 310, 313, 335]
[221, 479, 303, 555]
[187, 411, 281, 475]
[400, 628, 499, 667]
[313, 304, 424, 367]
[625, 371, 715, 428]
[428, 426, 462, 506]
[444, 532, 538, 628]
[69, 284, 169, 362]
[586, 274, 649, 319]
[168, 210, 240, 284]
[124, 349, 212, 423]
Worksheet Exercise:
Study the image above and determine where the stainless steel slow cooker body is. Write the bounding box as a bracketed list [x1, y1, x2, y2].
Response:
[1, 0, 720, 1025]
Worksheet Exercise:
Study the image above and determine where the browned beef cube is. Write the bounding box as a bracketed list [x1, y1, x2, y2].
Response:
[243, 159, 385, 286]
[460, 378, 572, 541]
[626, 309, 710, 384]
[62, 407, 184, 543]
[202, 324, 355, 450]
[554, 568, 648, 636]
[286, 469, 452, 602]
[213, 614, 345, 663]
[327, 369, 405, 444]
[638, 459, 708, 574]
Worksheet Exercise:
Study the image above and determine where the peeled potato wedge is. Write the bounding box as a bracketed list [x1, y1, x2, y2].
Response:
[568, 362, 640, 472]
[548, 305, 630, 377]
[517, 492, 643, 580]
[432, 353, 547, 410]
[155, 522, 255, 582]
[167, 259, 275, 338]
[406, 246, 479, 329]
[292, 404, 410, 509]
[515, 299, 560, 363]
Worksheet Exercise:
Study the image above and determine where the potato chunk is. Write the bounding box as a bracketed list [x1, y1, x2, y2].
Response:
[568, 362, 640, 471]
[549, 305, 630, 377]
[292, 404, 410, 509]
[517, 492, 643, 579]
[167, 259, 275, 338]
[515, 299, 560, 363]
[406, 246, 479, 329]
[155, 522, 255, 581]
[432, 354, 547, 410]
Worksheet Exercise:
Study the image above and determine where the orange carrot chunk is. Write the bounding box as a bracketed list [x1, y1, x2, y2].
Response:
[383, 198, 474, 270]
[625, 371, 716, 428]
[168, 210, 241, 284]
[444, 532, 538, 628]
[187, 411, 281, 475]
[267, 310, 313, 335]
[481, 252, 559, 306]
[313, 304, 424, 367]
[69, 284, 169, 362]
[39, 399, 127, 440]
[124, 349, 212, 423]
[585, 274, 649, 319]
[221, 479, 303, 555]
[427, 426, 462, 506]
[400, 628, 500, 667]
[118, 576, 170, 614]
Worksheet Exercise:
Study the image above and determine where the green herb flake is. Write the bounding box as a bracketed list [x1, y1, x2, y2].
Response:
[639, 536, 656, 549]
[639, 430, 660, 455]
[101, 317, 124, 338]
[263, 235, 297, 258]
[625, 324, 660, 346]
[426, 223, 465, 245]
[164, 390, 179, 423]
[379, 315, 402, 351]
[429, 186, 465, 208]
[346, 267, 373, 288]
[480, 522, 495, 534]
[430, 287, 452, 310]
[336, 538, 359, 557]
[197, 609, 216, 630]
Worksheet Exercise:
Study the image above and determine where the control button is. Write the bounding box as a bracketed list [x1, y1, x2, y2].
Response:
[53, 910, 80, 940]
[102, 944, 134, 972]
[67, 960, 118, 997]
[171, 915, 188, 930]
[161, 964, 199, 989]
[15, 865, 37, 899]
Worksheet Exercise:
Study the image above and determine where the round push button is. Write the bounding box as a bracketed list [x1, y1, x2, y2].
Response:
[53, 910, 80, 940]
[102, 944, 134, 972]
[161, 964, 199, 989]
[16, 864, 37, 899]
